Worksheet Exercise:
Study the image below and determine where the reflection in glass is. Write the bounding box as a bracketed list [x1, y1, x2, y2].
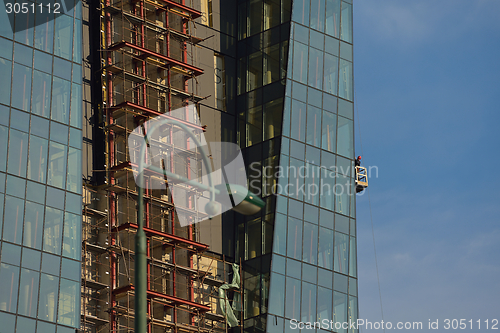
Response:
[51, 77, 71, 124]
[47, 141, 67, 189]
[308, 47, 323, 89]
[310, 0, 325, 31]
[285, 277, 301, 319]
[11, 63, 32, 111]
[73, 19, 82, 63]
[340, 2, 353, 43]
[246, 105, 262, 146]
[304, 163, 320, 206]
[324, 54, 338, 95]
[0, 263, 19, 312]
[267, 273, 285, 316]
[70, 83, 82, 128]
[339, 59, 353, 101]
[28, 136, 48, 183]
[43, 207, 63, 255]
[23, 201, 44, 249]
[263, 45, 280, 85]
[318, 227, 333, 269]
[291, 99, 306, 141]
[0, 59, 12, 105]
[273, 214, 286, 255]
[335, 175, 350, 215]
[3, 195, 25, 244]
[35, 12, 54, 53]
[292, 0, 310, 26]
[334, 232, 349, 274]
[247, 218, 262, 259]
[58, 278, 80, 327]
[349, 236, 357, 277]
[320, 168, 335, 210]
[287, 217, 303, 260]
[334, 291, 348, 333]
[337, 116, 353, 158]
[302, 222, 318, 264]
[14, 11, 34, 46]
[38, 273, 58, 322]
[247, 51, 262, 92]
[292, 41, 308, 84]
[317, 286, 332, 322]
[66, 147, 81, 193]
[301, 281, 317, 322]
[322, 111, 336, 152]
[54, 15, 73, 60]
[325, 0, 341, 38]
[348, 296, 358, 333]
[263, 98, 282, 140]
[0, 125, 7, 172]
[249, 0, 263, 36]
[288, 158, 305, 201]
[18, 268, 40, 317]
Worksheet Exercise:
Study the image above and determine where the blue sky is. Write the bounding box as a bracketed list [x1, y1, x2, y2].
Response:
[354, 0, 500, 331]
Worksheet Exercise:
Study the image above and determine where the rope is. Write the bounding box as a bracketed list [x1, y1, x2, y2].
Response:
[355, 88, 385, 333]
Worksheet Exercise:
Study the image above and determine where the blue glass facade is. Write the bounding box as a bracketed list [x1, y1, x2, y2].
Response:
[266, 0, 358, 332]
[0, 3, 83, 332]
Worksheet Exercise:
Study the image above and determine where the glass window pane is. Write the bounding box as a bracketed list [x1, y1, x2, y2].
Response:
[318, 227, 333, 269]
[334, 291, 348, 330]
[0, 59, 12, 105]
[290, 99, 306, 141]
[348, 296, 358, 332]
[16, 316, 36, 332]
[334, 231, 349, 274]
[349, 236, 357, 277]
[273, 213, 286, 255]
[246, 105, 262, 146]
[264, 0, 280, 30]
[293, 23, 309, 44]
[10, 108, 29, 132]
[322, 112, 336, 153]
[23, 201, 44, 249]
[6, 174, 25, 198]
[340, 2, 352, 43]
[339, 59, 353, 101]
[308, 47, 323, 89]
[21, 247, 41, 270]
[58, 278, 80, 327]
[32, 70, 52, 118]
[338, 98, 353, 120]
[263, 99, 282, 140]
[325, 0, 340, 38]
[0, 105, 8, 126]
[14, 11, 34, 46]
[302, 222, 318, 264]
[62, 212, 81, 260]
[27, 136, 48, 183]
[337, 116, 353, 158]
[249, 0, 263, 36]
[11, 63, 32, 111]
[271, 254, 286, 274]
[286, 258, 301, 279]
[282, 97, 291, 137]
[31, 115, 50, 138]
[34, 50, 52, 73]
[46, 186, 65, 210]
[7, 129, 28, 177]
[0, 312, 15, 331]
[320, 168, 335, 210]
[36, 321, 56, 333]
[268, 273, 285, 316]
[335, 175, 350, 215]
[70, 83, 82, 128]
[285, 277, 301, 319]
[50, 121, 68, 145]
[0, 263, 19, 312]
[1, 242, 21, 265]
[310, 0, 325, 32]
[68, 128, 82, 149]
[324, 53, 338, 95]
[317, 286, 332, 322]
[3, 195, 25, 244]
[247, 51, 262, 91]
[54, 15, 73, 60]
[53, 57, 71, 81]
[263, 44, 280, 85]
[308, 86, 322, 108]
[292, 0, 310, 26]
[0, 126, 7, 172]
[302, 263, 317, 284]
[51, 77, 71, 124]
[301, 281, 317, 322]
[61, 258, 80, 281]
[13, 43, 33, 67]
[35, 11, 54, 53]
[38, 273, 59, 322]
[306, 105, 321, 146]
[26, 181, 46, 204]
[292, 41, 308, 84]
[41, 252, 60, 276]
[72, 64, 82, 83]
[309, 29, 324, 50]
[0, 8, 14, 39]
[47, 142, 67, 188]
[43, 207, 63, 255]
[18, 268, 40, 317]
[246, 218, 262, 259]
[73, 19, 82, 63]
[287, 217, 303, 259]
[288, 158, 304, 201]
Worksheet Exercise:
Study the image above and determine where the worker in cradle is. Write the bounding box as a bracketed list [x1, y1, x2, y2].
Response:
[355, 156, 362, 167]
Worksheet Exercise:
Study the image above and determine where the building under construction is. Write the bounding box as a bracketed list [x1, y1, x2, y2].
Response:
[80, 0, 359, 332]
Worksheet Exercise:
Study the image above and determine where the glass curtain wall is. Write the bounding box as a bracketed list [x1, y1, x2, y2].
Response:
[266, 0, 358, 332]
[0, 4, 83, 333]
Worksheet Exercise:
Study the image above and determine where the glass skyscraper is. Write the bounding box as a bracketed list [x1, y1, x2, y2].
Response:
[0, 2, 83, 332]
